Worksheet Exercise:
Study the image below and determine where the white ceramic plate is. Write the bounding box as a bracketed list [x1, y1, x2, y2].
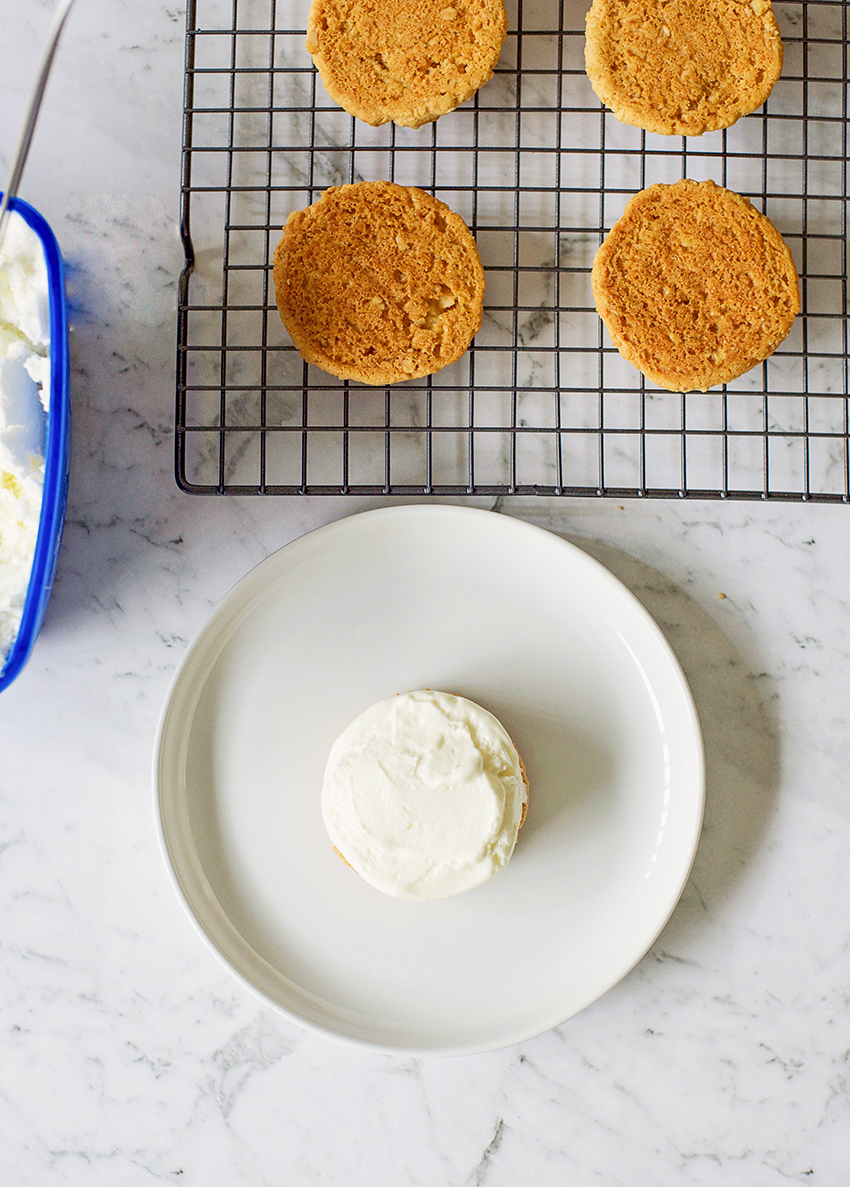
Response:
[155, 506, 704, 1055]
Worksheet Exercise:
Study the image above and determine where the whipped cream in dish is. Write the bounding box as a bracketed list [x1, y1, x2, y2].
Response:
[0, 211, 50, 664]
[321, 689, 528, 901]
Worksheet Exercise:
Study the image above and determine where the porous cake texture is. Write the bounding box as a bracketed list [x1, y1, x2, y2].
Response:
[306, 0, 508, 128]
[273, 182, 485, 385]
[591, 179, 800, 392]
[585, 0, 783, 136]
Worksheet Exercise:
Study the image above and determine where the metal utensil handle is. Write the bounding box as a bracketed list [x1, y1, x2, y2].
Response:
[0, 0, 78, 249]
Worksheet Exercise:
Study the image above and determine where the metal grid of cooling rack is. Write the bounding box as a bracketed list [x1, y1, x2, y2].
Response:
[176, 0, 849, 499]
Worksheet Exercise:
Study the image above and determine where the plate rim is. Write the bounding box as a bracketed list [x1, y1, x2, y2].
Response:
[153, 504, 705, 1055]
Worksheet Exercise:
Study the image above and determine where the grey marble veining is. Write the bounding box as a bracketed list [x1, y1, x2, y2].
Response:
[1, 1, 849, 1184]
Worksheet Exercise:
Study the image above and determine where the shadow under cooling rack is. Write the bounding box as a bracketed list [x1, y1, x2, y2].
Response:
[176, 0, 850, 500]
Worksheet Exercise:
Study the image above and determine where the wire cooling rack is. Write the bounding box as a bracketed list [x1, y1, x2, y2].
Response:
[176, 0, 849, 499]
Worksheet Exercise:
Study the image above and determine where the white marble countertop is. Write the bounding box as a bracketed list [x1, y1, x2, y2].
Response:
[1, 2, 849, 1183]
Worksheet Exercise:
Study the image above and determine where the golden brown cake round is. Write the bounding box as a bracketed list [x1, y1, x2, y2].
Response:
[305, 0, 508, 129]
[585, 0, 784, 137]
[591, 179, 800, 392]
[272, 181, 485, 386]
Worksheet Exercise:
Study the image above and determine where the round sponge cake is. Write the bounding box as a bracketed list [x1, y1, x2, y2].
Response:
[322, 690, 529, 901]
[273, 182, 485, 386]
[585, 0, 784, 137]
[306, 0, 508, 129]
[591, 179, 800, 392]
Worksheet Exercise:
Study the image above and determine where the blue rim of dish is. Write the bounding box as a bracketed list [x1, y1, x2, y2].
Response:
[0, 195, 70, 693]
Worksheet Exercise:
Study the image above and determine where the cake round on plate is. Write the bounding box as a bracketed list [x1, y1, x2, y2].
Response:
[272, 181, 485, 385]
[591, 179, 800, 392]
[585, 0, 784, 137]
[321, 689, 529, 901]
[306, 0, 508, 129]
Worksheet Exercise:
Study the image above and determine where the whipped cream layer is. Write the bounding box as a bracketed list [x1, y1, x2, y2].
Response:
[0, 211, 50, 663]
[0, 210, 51, 415]
[321, 690, 528, 901]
